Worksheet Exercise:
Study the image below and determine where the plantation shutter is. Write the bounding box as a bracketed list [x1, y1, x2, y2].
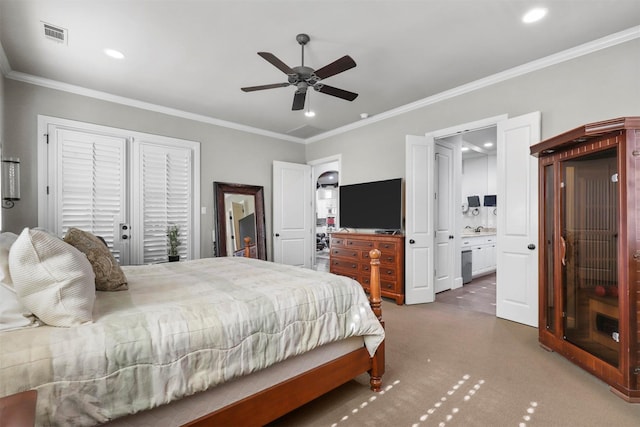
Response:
[55, 128, 127, 261]
[132, 141, 193, 265]
[41, 116, 200, 265]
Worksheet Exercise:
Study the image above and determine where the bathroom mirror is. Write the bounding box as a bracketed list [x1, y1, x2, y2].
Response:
[214, 182, 267, 259]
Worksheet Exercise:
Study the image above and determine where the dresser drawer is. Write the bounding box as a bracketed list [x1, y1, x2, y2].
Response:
[361, 275, 398, 292]
[330, 259, 360, 272]
[330, 236, 346, 247]
[376, 241, 397, 252]
[360, 263, 396, 279]
[330, 247, 359, 259]
[345, 239, 376, 250]
[362, 250, 397, 265]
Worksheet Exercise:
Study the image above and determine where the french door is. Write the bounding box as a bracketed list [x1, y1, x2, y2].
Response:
[38, 116, 200, 265]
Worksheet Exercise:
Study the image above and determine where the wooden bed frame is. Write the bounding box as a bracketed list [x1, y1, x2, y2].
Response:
[184, 248, 385, 427]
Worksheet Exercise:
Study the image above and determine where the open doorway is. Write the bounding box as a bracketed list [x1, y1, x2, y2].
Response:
[435, 126, 498, 315]
[309, 156, 340, 271]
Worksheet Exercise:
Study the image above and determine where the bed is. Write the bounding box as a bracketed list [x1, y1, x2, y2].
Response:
[0, 228, 386, 426]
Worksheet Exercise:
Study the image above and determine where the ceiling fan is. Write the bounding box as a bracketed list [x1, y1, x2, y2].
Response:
[241, 33, 358, 111]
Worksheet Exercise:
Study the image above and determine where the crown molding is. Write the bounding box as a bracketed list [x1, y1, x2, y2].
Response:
[1, 26, 638, 145]
[3, 70, 305, 144]
[305, 25, 640, 144]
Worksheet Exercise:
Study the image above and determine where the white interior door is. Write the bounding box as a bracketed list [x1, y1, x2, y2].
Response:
[273, 161, 312, 267]
[405, 135, 435, 304]
[496, 112, 540, 327]
[434, 143, 455, 293]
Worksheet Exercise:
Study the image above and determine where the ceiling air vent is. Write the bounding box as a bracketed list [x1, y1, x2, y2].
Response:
[42, 22, 67, 44]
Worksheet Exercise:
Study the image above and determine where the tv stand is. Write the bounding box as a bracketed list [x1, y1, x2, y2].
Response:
[329, 232, 404, 304]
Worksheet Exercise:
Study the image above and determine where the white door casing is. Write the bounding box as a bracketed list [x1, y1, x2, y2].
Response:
[434, 143, 455, 293]
[405, 135, 435, 304]
[273, 161, 312, 267]
[496, 111, 541, 327]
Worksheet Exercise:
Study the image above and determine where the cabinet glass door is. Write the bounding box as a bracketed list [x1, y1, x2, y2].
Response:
[561, 147, 619, 367]
[543, 164, 555, 333]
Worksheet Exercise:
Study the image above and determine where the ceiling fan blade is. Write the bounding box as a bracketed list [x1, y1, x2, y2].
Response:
[257, 52, 295, 75]
[316, 84, 358, 101]
[314, 55, 356, 80]
[241, 83, 290, 92]
[292, 90, 307, 110]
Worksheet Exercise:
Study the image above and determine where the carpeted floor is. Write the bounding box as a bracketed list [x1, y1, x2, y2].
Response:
[269, 300, 640, 427]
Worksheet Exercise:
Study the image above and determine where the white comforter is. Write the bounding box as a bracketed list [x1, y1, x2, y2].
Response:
[0, 257, 385, 426]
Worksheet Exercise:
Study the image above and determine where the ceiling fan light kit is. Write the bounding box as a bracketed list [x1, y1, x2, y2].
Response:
[241, 33, 358, 111]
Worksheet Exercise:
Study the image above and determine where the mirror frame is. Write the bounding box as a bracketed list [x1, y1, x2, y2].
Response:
[214, 181, 267, 259]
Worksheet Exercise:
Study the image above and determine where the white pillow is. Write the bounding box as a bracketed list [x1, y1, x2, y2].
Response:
[0, 231, 37, 331]
[0, 282, 38, 331]
[0, 232, 18, 286]
[9, 228, 96, 327]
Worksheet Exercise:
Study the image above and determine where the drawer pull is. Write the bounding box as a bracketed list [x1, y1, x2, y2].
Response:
[386, 270, 393, 275]
[351, 264, 357, 269]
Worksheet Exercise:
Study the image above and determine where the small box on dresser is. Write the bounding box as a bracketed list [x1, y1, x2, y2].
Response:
[329, 232, 404, 304]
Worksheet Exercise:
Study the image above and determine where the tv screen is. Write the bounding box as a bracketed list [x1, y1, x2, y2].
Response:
[484, 195, 497, 207]
[339, 178, 402, 230]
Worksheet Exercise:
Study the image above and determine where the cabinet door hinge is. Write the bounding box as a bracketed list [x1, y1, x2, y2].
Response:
[46, 186, 49, 195]
[45, 133, 49, 144]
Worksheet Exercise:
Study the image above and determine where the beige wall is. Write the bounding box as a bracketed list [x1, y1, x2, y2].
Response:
[2, 39, 639, 257]
[1, 79, 306, 258]
[305, 39, 640, 184]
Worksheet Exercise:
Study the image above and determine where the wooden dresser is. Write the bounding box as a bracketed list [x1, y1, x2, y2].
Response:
[329, 232, 404, 304]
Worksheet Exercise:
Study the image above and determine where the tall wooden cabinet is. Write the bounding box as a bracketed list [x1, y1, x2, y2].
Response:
[329, 232, 404, 304]
[530, 117, 640, 401]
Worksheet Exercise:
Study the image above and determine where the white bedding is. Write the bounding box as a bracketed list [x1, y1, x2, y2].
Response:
[0, 257, 385, 426]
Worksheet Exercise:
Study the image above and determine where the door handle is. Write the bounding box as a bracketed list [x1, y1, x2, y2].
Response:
[527, 244, 536, 250]
[275, 233, 280, 237]
[409, 239, 415, 244]
[449, 235, 454, 239]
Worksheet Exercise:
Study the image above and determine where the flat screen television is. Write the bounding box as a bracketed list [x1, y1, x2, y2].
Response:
[483, 195, 497, 207]
[339, 178, 402, 231]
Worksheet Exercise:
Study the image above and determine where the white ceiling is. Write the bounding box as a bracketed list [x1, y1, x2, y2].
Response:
[1, 1, 639, 142]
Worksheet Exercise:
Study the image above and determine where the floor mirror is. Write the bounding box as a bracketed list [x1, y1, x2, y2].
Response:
[214, 182, 267, 260]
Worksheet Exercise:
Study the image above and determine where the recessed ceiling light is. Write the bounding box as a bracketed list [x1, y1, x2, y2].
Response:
[522, 7, 548, 23]
[304, 110, 316, 118]
[461, 147, 470, 152]
[484, 142, 494, 147]
[360, 113, 369, 119]
[104, 48, 125, 59]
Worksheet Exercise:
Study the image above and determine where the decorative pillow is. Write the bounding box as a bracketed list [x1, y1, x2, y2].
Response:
[9, 228, 96, 327]
[63, 228, 128, 291]
[0, 282, 39, 331]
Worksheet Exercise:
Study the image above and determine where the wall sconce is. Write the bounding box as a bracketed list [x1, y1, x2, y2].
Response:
[2, 157, 20, 209]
